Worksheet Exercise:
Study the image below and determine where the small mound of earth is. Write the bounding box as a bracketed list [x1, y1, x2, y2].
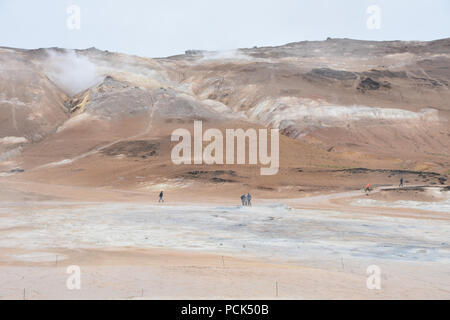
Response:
[328, 168, 446, 185]
[307, 68, 357, 80]
[101, 140, 160, 158]
[370, 186, 448, 202]
[357, 77, 391, 92]
[181, 170, 238, 183]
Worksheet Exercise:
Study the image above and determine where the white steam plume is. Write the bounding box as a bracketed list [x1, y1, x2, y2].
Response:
[44, 49, 102, 96]
[199, 49, 253, 62]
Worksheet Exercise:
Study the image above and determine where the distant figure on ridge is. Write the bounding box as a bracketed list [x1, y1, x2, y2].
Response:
[158, 191, 164, 203]
[364, 184, 371, 195]
[399, 178, 404, 188]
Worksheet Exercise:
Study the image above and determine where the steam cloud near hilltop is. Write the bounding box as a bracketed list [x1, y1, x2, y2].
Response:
[44, 49, 102, 96]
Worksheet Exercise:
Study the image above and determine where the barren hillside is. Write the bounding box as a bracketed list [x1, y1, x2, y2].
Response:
[1, 38, 449, 198]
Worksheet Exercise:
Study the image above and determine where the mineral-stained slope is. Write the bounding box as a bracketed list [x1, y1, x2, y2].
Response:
[0, 39, 449, 193]
[0, 48, 68, 163]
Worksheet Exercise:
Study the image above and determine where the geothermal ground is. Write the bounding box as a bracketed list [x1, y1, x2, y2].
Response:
[0, 38, 449, 299]
[0, 182, 449, 299]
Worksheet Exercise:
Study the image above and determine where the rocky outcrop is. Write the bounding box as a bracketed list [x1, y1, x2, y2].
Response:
[357, 77, 391, 92]
[307, 68, 358, 81]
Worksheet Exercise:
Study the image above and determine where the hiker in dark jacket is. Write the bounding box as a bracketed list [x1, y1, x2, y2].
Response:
[158, 191, 164, 203]
[240, 194, 246, 206]
[246, 193, 252, 206]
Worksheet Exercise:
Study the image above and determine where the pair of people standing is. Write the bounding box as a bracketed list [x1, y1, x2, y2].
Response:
[240, 193, 252, 206]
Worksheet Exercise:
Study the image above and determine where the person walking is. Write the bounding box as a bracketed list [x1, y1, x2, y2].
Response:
[158, 191, 164, 203]
[399, 178, 404, 188]
[364, 184, 371, 195]
[246, 193, 252, 206]
[240, 194, 247, 206]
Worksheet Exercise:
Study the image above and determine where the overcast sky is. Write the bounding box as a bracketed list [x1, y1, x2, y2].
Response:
[0, 0, 449, 58]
